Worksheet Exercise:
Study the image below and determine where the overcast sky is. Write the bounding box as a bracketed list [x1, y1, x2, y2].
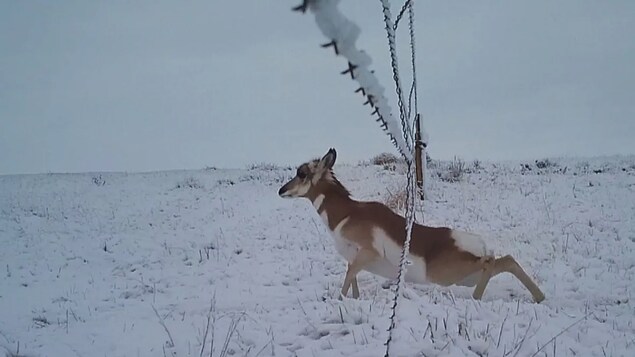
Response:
[1, 0, 634, 175]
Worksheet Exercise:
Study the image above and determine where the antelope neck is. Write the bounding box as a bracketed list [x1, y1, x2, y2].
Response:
[308, 189, 352, 231]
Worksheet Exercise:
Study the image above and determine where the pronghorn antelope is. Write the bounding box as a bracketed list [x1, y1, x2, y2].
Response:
[278, 148, 546, 303]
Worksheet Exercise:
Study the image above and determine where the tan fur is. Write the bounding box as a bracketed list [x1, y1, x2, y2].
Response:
[279, 149, 545, 303]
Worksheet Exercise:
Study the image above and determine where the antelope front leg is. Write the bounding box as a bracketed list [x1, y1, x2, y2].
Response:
[341, 249, 378, 298]
[349, 263, 360, 298]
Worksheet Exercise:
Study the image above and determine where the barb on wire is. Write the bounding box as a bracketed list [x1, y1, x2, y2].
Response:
[321, 40, 339, 55]
[340, 62, 358, 79]
[292, 0, 310, 13]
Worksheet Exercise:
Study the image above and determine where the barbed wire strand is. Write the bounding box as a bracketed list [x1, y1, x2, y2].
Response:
[381, 0, 419, 356]
[380, 0, 414, 154]
[408, 1, 419, 134]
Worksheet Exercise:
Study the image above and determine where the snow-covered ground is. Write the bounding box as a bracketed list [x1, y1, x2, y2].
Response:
[1, 156, 634, 356]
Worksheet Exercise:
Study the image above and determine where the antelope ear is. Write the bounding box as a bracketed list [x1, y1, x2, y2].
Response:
[319, 148, 337, 170]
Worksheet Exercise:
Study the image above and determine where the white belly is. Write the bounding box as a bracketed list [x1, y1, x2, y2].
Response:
[331, 234, 427, 283]
[330, 225, 429, 284]
[320, 209, 429, 285]
[370, 226, 429, 284]
[332, 229, 358, 262]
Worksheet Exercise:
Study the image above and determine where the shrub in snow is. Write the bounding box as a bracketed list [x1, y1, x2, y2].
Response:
[216, 178, 235, 186]
[92, 175, 106, 186]
[371, 152, 401, 166]
[247, 162, 281, 171]
[438, 157, 466, 182]
[535, 158, 558, 170]
[521, 158, 569, 175]
[174, 176, 204, 189]
[576, 161, 590, 174]
[239, 171, 288, 184]
[471, 159, 483, 173]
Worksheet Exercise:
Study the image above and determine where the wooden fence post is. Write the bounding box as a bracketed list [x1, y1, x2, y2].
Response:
[414, 114, 425, 200]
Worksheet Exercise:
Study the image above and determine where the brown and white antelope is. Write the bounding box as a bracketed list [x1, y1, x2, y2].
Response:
[278, 148, 546, 303]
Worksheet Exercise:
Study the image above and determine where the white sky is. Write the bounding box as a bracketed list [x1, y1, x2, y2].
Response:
[1, 0, 634, 175]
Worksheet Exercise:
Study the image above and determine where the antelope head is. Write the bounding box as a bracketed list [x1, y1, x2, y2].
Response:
[278, 148, 337, 198]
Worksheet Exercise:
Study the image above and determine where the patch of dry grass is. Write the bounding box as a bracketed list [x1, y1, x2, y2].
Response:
[384, 186, 408, 213]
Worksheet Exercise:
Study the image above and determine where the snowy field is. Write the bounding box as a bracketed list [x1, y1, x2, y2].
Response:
[1, 156, 634, 356]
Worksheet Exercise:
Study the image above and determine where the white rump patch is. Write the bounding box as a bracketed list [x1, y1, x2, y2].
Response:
[312, 194, 325, 210]
[451, 230, 488, 257]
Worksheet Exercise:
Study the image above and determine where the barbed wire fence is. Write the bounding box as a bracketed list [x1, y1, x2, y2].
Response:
[376, 0, 420, 356]
[291, 0, 423, 355]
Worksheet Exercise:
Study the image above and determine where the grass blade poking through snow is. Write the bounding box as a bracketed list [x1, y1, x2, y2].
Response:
[152, 304, 175, 349]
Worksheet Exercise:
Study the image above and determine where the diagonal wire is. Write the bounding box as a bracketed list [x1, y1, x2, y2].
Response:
[393, 0, 411, 31]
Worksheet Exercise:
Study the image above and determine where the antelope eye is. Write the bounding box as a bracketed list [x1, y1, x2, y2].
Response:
[297, 171, 307, 179]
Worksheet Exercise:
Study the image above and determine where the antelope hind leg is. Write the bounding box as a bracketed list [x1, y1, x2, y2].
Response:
[495, 255, 545, 303]
[472, 256, 496, 300]
[472, 255, 546, 303]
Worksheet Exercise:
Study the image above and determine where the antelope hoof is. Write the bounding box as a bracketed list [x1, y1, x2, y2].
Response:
[534, 292, 546, 304]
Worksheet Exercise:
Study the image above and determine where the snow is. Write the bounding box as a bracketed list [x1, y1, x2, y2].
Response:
[1, 156, 635, 356]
